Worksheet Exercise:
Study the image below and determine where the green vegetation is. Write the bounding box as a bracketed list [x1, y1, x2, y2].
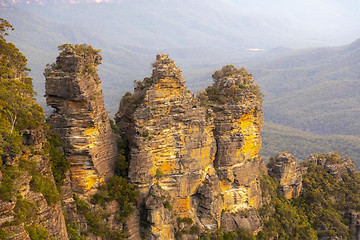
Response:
[44, 129, 70, 190]
[198, 153, 360, 239]
[117, 76, 155, 118]
[163, 200, 173, 211]
[70, 131, 138, 239]
[0, 164, 25, 201]
[73, 194, 127, 239]
[292, 157, 360, 238]
[30, 174, 59, 206]
[0, 20, 68, 239]
[258, 153, 360, 239]
[74, 175, 138, 239]
[19, 158, 60, 206]
[118, 91, 144, 116]
[0, 229, 9, 240]
[257, 175, 317, 239]
[58, 43, 101, 56]
[177, 217, 193, 225]
[24, 224, 50, 240]
[0, 18, 44, 159]
[201, 65, 263, 106]
[14, 195, 38, 223]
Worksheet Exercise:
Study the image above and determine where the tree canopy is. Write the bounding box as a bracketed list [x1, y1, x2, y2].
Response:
[0, 18, 44, 157]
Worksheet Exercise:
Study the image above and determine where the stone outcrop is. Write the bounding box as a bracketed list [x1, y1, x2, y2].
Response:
[307, 152, 356, 181]
[45, 44, 118, 194]
[116, 55, 265, 239]
[0, 129, 68, 240]
[268, 152, 303, 199]
[116, 54, 217, 239]
[207, 65, 265, 212]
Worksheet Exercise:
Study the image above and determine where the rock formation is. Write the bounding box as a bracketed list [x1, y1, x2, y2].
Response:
[206, 65, 265, 211]
[116, 55, 266, 239]
[116, 54, 217, 239]
[0, 129, 68, 240]
[45, 44, 118, 194]
[268, 152, 303, 199]
[307, 152, 356, 181]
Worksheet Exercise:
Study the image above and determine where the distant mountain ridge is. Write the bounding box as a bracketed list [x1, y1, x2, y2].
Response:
[250, 37, 360, 137]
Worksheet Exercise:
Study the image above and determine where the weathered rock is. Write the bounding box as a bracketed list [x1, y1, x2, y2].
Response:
[45, 44, 118, 194]
[307, 152, 356, 181]
[221, 210, 262, 233]
[195, 173, 223, 230]
[144, 184, 175, 239]
[347, 210, 360, 240]
[21, 128, 45, 151]
[2, 153, 21, 166]
[116, 55, 266, 238]
[268, 152, 303, 199]
[206, 65, 265, 218]
[116, 54, 218, 239]
[2, 225, 30, 240]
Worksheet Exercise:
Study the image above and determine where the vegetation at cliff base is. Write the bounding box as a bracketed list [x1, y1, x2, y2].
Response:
[259, 153, 360, 239]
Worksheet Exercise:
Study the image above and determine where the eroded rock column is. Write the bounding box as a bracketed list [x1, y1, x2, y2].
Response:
[116, 54, 217, 239]
[45, 45, 118, 194]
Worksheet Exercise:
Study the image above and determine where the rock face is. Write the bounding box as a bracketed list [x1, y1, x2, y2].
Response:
[0, 129, 68, 240]
[116, 55, 265, 239]
[268, 152, 303, 199]
[207, 65, 265, 212]
[116, 54, 217, 239]
[45, 45, 118, 194]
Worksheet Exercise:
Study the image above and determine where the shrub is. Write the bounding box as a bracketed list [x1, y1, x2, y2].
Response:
[177, 217, 193, 225]
[114, 149, 128, 177]
[25, 224, 49, 240]
[0, 165, 24, 201]
[163, 200, 173, 211]
[30, 175, 59, 205]
[107, 176, 138, 223]
[46, 129, 70, 190]
[189, 225, 200, 235]
[14, 195, 37, 223]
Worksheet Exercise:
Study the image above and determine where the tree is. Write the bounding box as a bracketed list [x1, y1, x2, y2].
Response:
[0, 19, 44, 156]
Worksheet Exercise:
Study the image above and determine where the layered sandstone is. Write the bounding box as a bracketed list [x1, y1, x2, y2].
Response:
[206, 65, 265, 212]
[268, 152, 303, 199]
[116, 54, 217, 239]
[116, 55, 265, 239]
[45, 44, 118, 193]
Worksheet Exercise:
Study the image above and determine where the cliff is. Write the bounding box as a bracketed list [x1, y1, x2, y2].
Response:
[0, 129, 68, 240]
[45, 44, 118, 194]
[115, 54, 266, 239]
[0, 22, 68, 240]
[205, 65, 265, 213]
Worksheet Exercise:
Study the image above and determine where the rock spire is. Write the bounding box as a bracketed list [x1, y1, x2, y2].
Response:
[45, 44, 118, 193]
